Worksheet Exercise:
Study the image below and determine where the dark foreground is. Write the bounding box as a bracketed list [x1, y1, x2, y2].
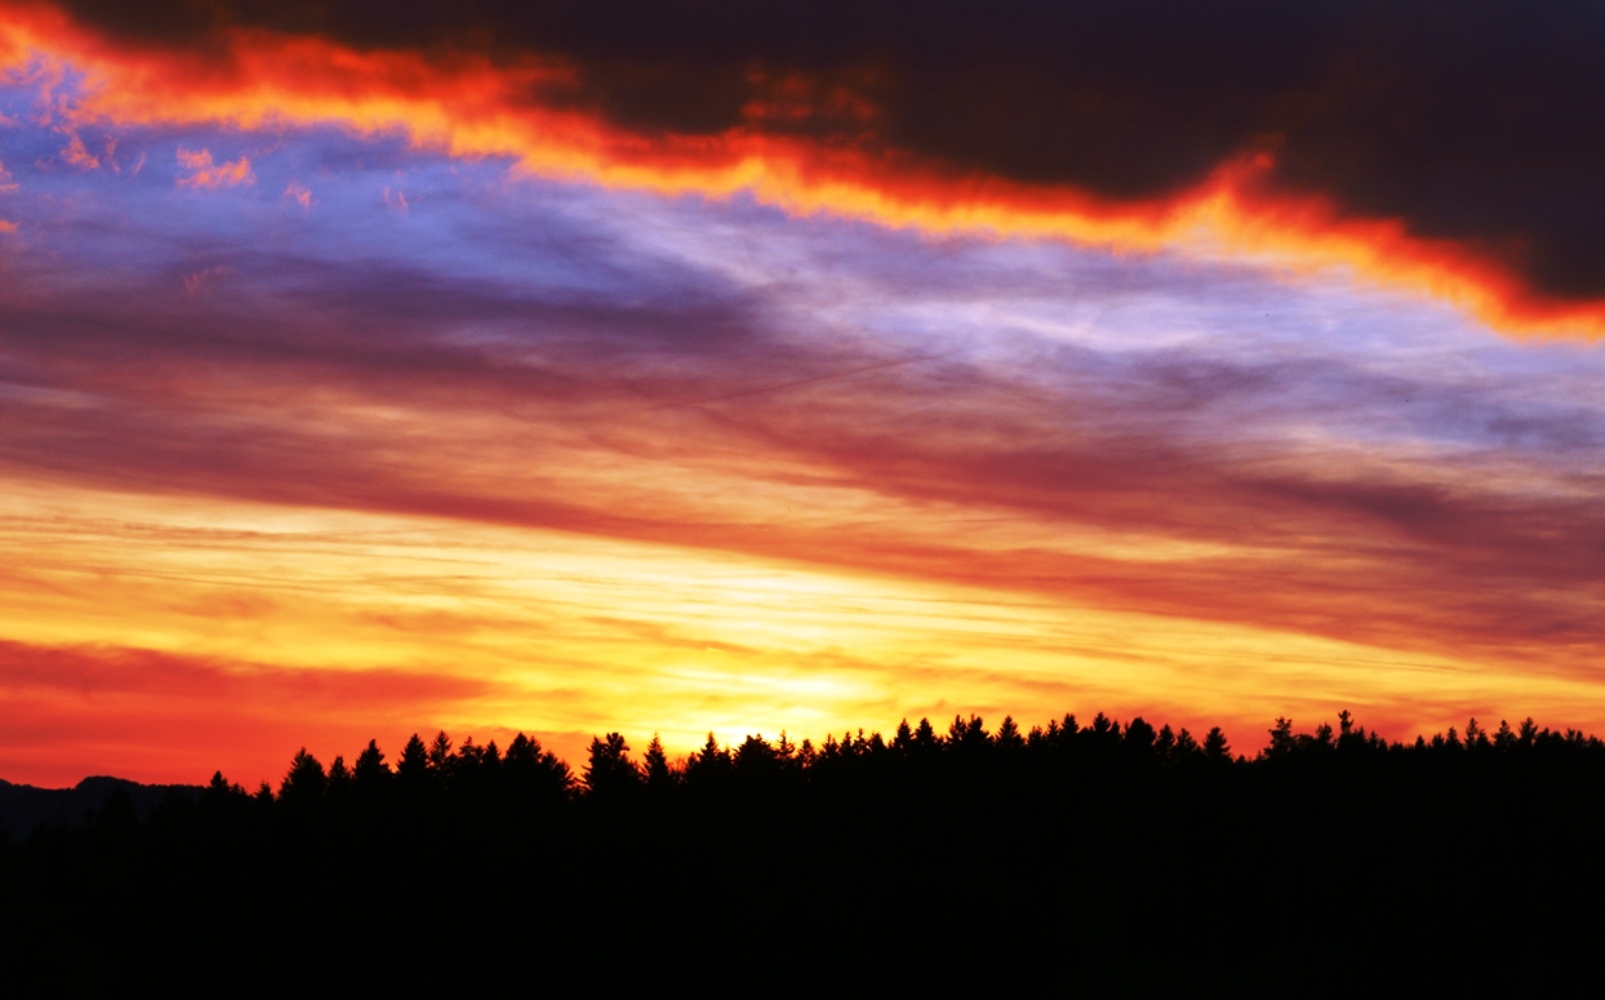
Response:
[4, 713, 1602, 992]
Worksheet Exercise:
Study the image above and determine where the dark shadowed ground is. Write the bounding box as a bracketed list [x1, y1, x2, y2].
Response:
[2, 714, 1601, 992]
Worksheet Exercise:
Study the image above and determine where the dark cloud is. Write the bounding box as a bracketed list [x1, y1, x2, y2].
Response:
[29, 0, 1605, 303]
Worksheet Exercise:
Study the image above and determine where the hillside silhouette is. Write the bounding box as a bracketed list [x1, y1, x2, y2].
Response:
[4, 710, 1604, 991]
[0, 776, 202, 840]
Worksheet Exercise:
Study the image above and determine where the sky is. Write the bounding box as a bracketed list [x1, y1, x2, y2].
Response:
[3, 1, 1604, 787]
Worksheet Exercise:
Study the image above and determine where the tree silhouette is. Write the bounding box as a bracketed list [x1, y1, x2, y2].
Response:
[642, 734, 675, 790]
[686, 732, 733, 786]
[397, 733, 430, 789]
[1203, 727, 1231, 762]
[995, 715, 1025, 751]
[583, 733, 640, 798]
[733, 734, 779, 779]
[279, 748, 326, 806]
[1125, 717, 1157, 759]
[504, 733, 572, 804]
[354, 739, 390, 792]
[427, 731, 454, 774]
[326, 755, 352, 801]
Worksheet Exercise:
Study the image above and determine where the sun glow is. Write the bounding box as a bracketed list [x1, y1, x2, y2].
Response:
[4, 480, 1596, 787]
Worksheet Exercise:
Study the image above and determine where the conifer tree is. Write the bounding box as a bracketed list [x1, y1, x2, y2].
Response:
[1125, 717, 1157, 757]
[995, 716, 1024, 750]
[504, 733, 573, 803]
[397, 733, 431, 786]
[642, 734, 674, 789]
[892, 719, 914, 752]
[1266, 718, 1296, 758]
[687, 732, 733, 784]
[428, 731, 454, 773]
[734, 734, 778, 778]
[280, 748, 326, 805]
[326, 755, 353, 800]
[354, 739, 390, 789]
[584, 732, 640, 798]
[949, 715, 988, 751]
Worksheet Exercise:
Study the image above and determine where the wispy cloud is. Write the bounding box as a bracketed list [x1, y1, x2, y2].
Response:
[1, 79, 1603, 782]
[0, 129, 1599, 677]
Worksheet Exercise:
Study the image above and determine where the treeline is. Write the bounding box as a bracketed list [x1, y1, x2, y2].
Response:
[5, 710, 1605, 991]
[205, 709, 1604, 811]
[237, 712, 1229, 810]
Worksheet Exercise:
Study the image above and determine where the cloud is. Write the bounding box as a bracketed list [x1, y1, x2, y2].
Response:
[60, 130, 97, 168]
[180, 264, 226, 295]
[5, 0, 1605, 333]
[0, 639, 492, 704]
[2, 216, 1602, 671]
[283, 180, 310, 208]
[1, 111, 1602, 775]
[175, 146, 254, 189]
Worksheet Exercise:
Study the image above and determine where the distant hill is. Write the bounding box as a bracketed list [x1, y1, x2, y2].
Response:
[0, 777, 203, 840]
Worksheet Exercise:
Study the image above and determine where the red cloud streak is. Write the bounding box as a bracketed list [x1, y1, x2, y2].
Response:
[0, 640, 504, 788]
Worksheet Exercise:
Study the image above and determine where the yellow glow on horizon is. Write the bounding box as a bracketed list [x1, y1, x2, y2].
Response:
[4, 476, 1596, 786]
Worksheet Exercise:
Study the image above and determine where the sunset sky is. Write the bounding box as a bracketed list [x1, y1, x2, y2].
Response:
[3, 1, 1604, 787]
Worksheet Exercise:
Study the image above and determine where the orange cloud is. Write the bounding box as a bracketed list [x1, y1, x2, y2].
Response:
[60, 130, 97, 168]
[0, 7, 1599, 337]
[175, 146, 253, 189]
[283, 180, 310, 208]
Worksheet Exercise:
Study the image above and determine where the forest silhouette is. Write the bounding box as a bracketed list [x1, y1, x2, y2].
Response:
[4, 710, 1604, 991]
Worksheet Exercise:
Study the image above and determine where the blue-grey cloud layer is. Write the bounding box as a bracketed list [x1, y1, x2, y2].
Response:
[3, 102, 1603, 666]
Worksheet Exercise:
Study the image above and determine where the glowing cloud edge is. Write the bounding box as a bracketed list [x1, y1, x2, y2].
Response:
[1, 10, 1600, 339]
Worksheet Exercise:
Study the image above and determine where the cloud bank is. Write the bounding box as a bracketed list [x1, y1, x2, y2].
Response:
[1, 111, 1600, 672]
[3, 0, 1605, 332]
